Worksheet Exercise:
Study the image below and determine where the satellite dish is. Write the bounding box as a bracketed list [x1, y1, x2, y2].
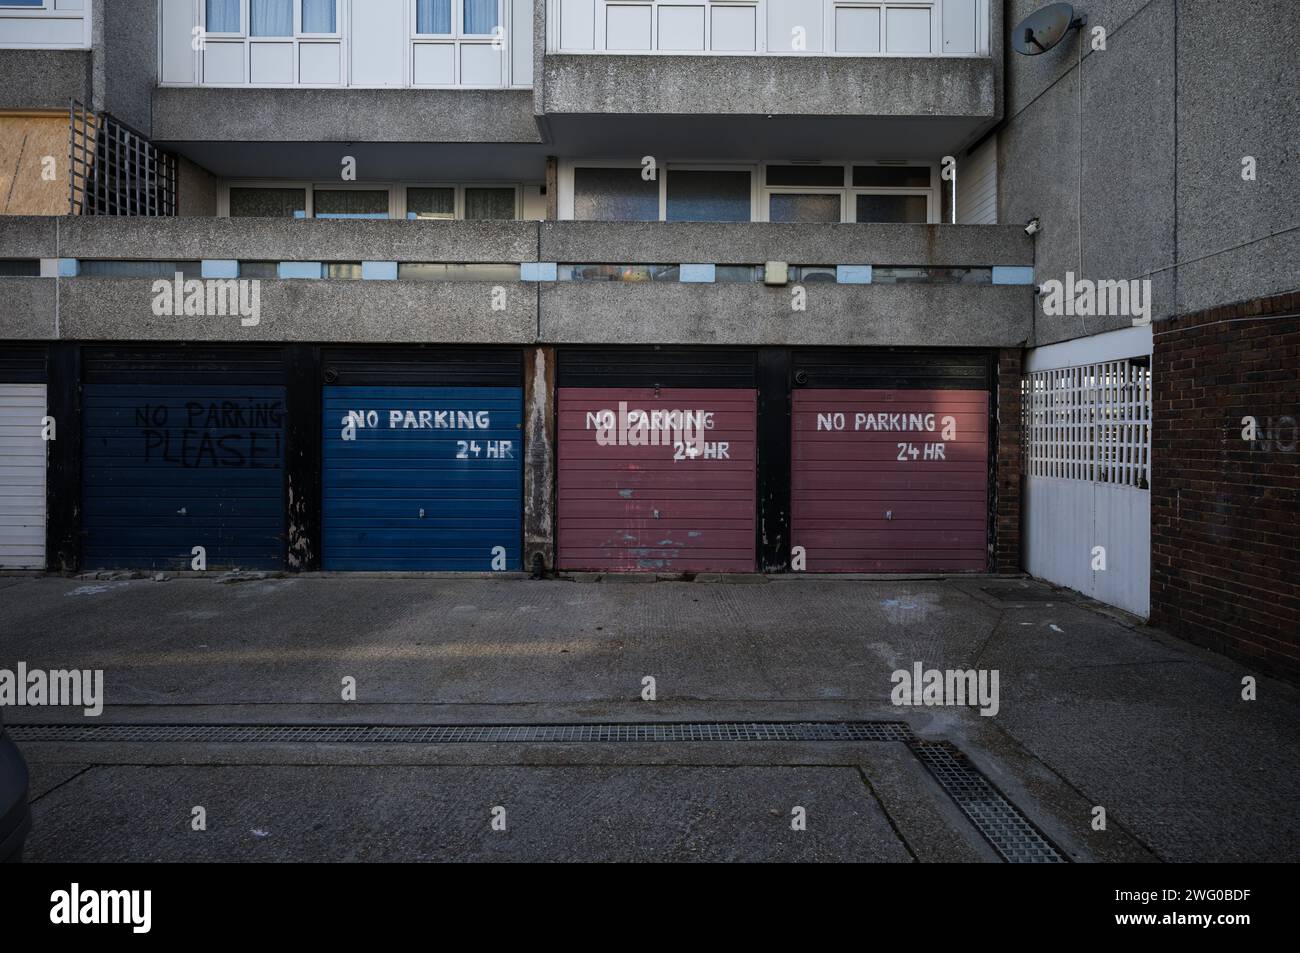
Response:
[1012, 3, 1087, 56]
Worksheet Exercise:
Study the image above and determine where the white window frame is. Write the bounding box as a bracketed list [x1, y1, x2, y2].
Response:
[0, 0, 93, 50]
[756, 160, 938, 223]
[195, 0, 345, 87]
[410, 0, 511, 89]
[827, 1, 941, 57]
[218, 181, 522, 220]
[549, 0, 988, 56]
[595, 0, 762, 54]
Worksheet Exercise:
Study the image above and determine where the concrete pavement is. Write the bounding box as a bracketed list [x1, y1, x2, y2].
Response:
[1, 573, 1296, 862]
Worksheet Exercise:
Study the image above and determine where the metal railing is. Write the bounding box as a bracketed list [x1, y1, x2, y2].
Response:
[69, 100, 177, 217]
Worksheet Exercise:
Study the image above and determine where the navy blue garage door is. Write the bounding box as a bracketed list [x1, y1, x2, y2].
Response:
[82, 384, 287, 569]
[322, 386, 523, 570]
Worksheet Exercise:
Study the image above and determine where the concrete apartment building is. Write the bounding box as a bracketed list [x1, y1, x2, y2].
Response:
[0, 2, 1296, 677]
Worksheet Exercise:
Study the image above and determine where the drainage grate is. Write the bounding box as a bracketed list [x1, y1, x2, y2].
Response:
[8, 721, 914, 745]
[980, 585, 1063, 603]
[908, 739, 1066, 863]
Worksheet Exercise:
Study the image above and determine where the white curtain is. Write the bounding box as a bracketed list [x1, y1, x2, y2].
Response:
[417, 0, 452, 34]
[301, 0, 336, 33]
[206, 0, 241, 33]
[463, 0, 498, 34]
[251, 0, 293, 36]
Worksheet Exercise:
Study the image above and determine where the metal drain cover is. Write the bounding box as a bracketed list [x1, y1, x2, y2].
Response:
[980, 585, 1062, 603]
[7, 721, 913, 745]
[909, 739, 1066, 863]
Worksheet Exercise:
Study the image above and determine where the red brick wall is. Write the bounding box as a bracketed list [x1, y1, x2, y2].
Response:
[994, 347, 1023, 573]
[1150, 290, 1300, 680]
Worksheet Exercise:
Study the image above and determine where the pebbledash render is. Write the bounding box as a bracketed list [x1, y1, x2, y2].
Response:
[0, 2, 1296, 677]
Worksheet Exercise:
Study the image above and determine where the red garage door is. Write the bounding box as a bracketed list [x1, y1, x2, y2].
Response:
[792, 389, 989, 572]
[558, 387, 757, 572]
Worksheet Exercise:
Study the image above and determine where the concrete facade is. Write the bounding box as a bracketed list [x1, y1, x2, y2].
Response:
[152, 87, 543, 145]
[0, 51, 90, 110]
[2, 217, 1034, 345]
[1001, 0, 1300, 344]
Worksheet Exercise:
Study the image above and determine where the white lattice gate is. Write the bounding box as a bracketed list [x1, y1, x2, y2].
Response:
[1022, 340, 1152, 617]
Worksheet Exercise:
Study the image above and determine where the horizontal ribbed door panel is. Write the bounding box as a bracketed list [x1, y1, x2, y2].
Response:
[0, 384, 47, 569]
[792, 389, 989, 572]
[322, 386, 523, 571]
[558, 387, 757, 572]
[82, 384, 286, 570]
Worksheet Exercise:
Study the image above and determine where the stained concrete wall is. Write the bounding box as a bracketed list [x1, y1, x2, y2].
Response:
[4, 216, 1032, 345]
[543, 53, 998, 118]
[1002, 0, 1300, 345]
[57, 217, 541, 263]
[94, 0, 157, 136]
[540, 282, 1032, 347]
[177, 156, 218, 217]
[0, 51, 91, 110]
[57, 278, 538, 343]
[153, 88, 543, 144]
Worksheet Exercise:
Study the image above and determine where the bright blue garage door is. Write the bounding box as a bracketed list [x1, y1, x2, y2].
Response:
[322, 386, 523, 571]
[82, 384, 286, 569]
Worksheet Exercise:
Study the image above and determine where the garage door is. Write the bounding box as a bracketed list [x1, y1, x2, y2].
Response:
[0, 384, 46, 569]
[322, 386, 523, 571]
[791, 389, 989, 571]
[82, 384, 287, 569]
[558, 387, 757, 572]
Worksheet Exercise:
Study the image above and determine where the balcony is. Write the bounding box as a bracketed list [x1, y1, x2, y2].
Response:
[152, 0, 541, 164]
[540, 0, 1002, 157]
[2, 216, 1032, 347]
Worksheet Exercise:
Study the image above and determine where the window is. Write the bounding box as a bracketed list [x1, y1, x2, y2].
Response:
[399, 263, 521, 282]
[222, 183, 523, 220]
[665, 170, 752, 222]
[325, 262, 364, 279]
[239, 261, 279, 278]
[766, 165, 843, 187]
[854, 194, 928, 223]
[301, 0, 336, 33]
[853, 165, 932, 188]
[78, 261, 202, 279]
[206, 0, 240, 33]
[416, 0, 452, 34]
[0, 260, 41, 277]
[769, 193, 842, 223]
[463, 0, 498, 35]
[464, 187, 516, 220]
[407, 187, 456, 220]
[759, 162, 935, 223]
[250, 0, 293, 36]
[411, 0, 507, 86]
[313, 189, 390, 219]
[229, 187, 307, 218]
[573, 168, 658, 222]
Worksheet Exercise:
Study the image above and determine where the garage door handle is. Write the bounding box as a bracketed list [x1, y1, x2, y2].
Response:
[885, 510, 893, 521]
[419, 509, 425, 518]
